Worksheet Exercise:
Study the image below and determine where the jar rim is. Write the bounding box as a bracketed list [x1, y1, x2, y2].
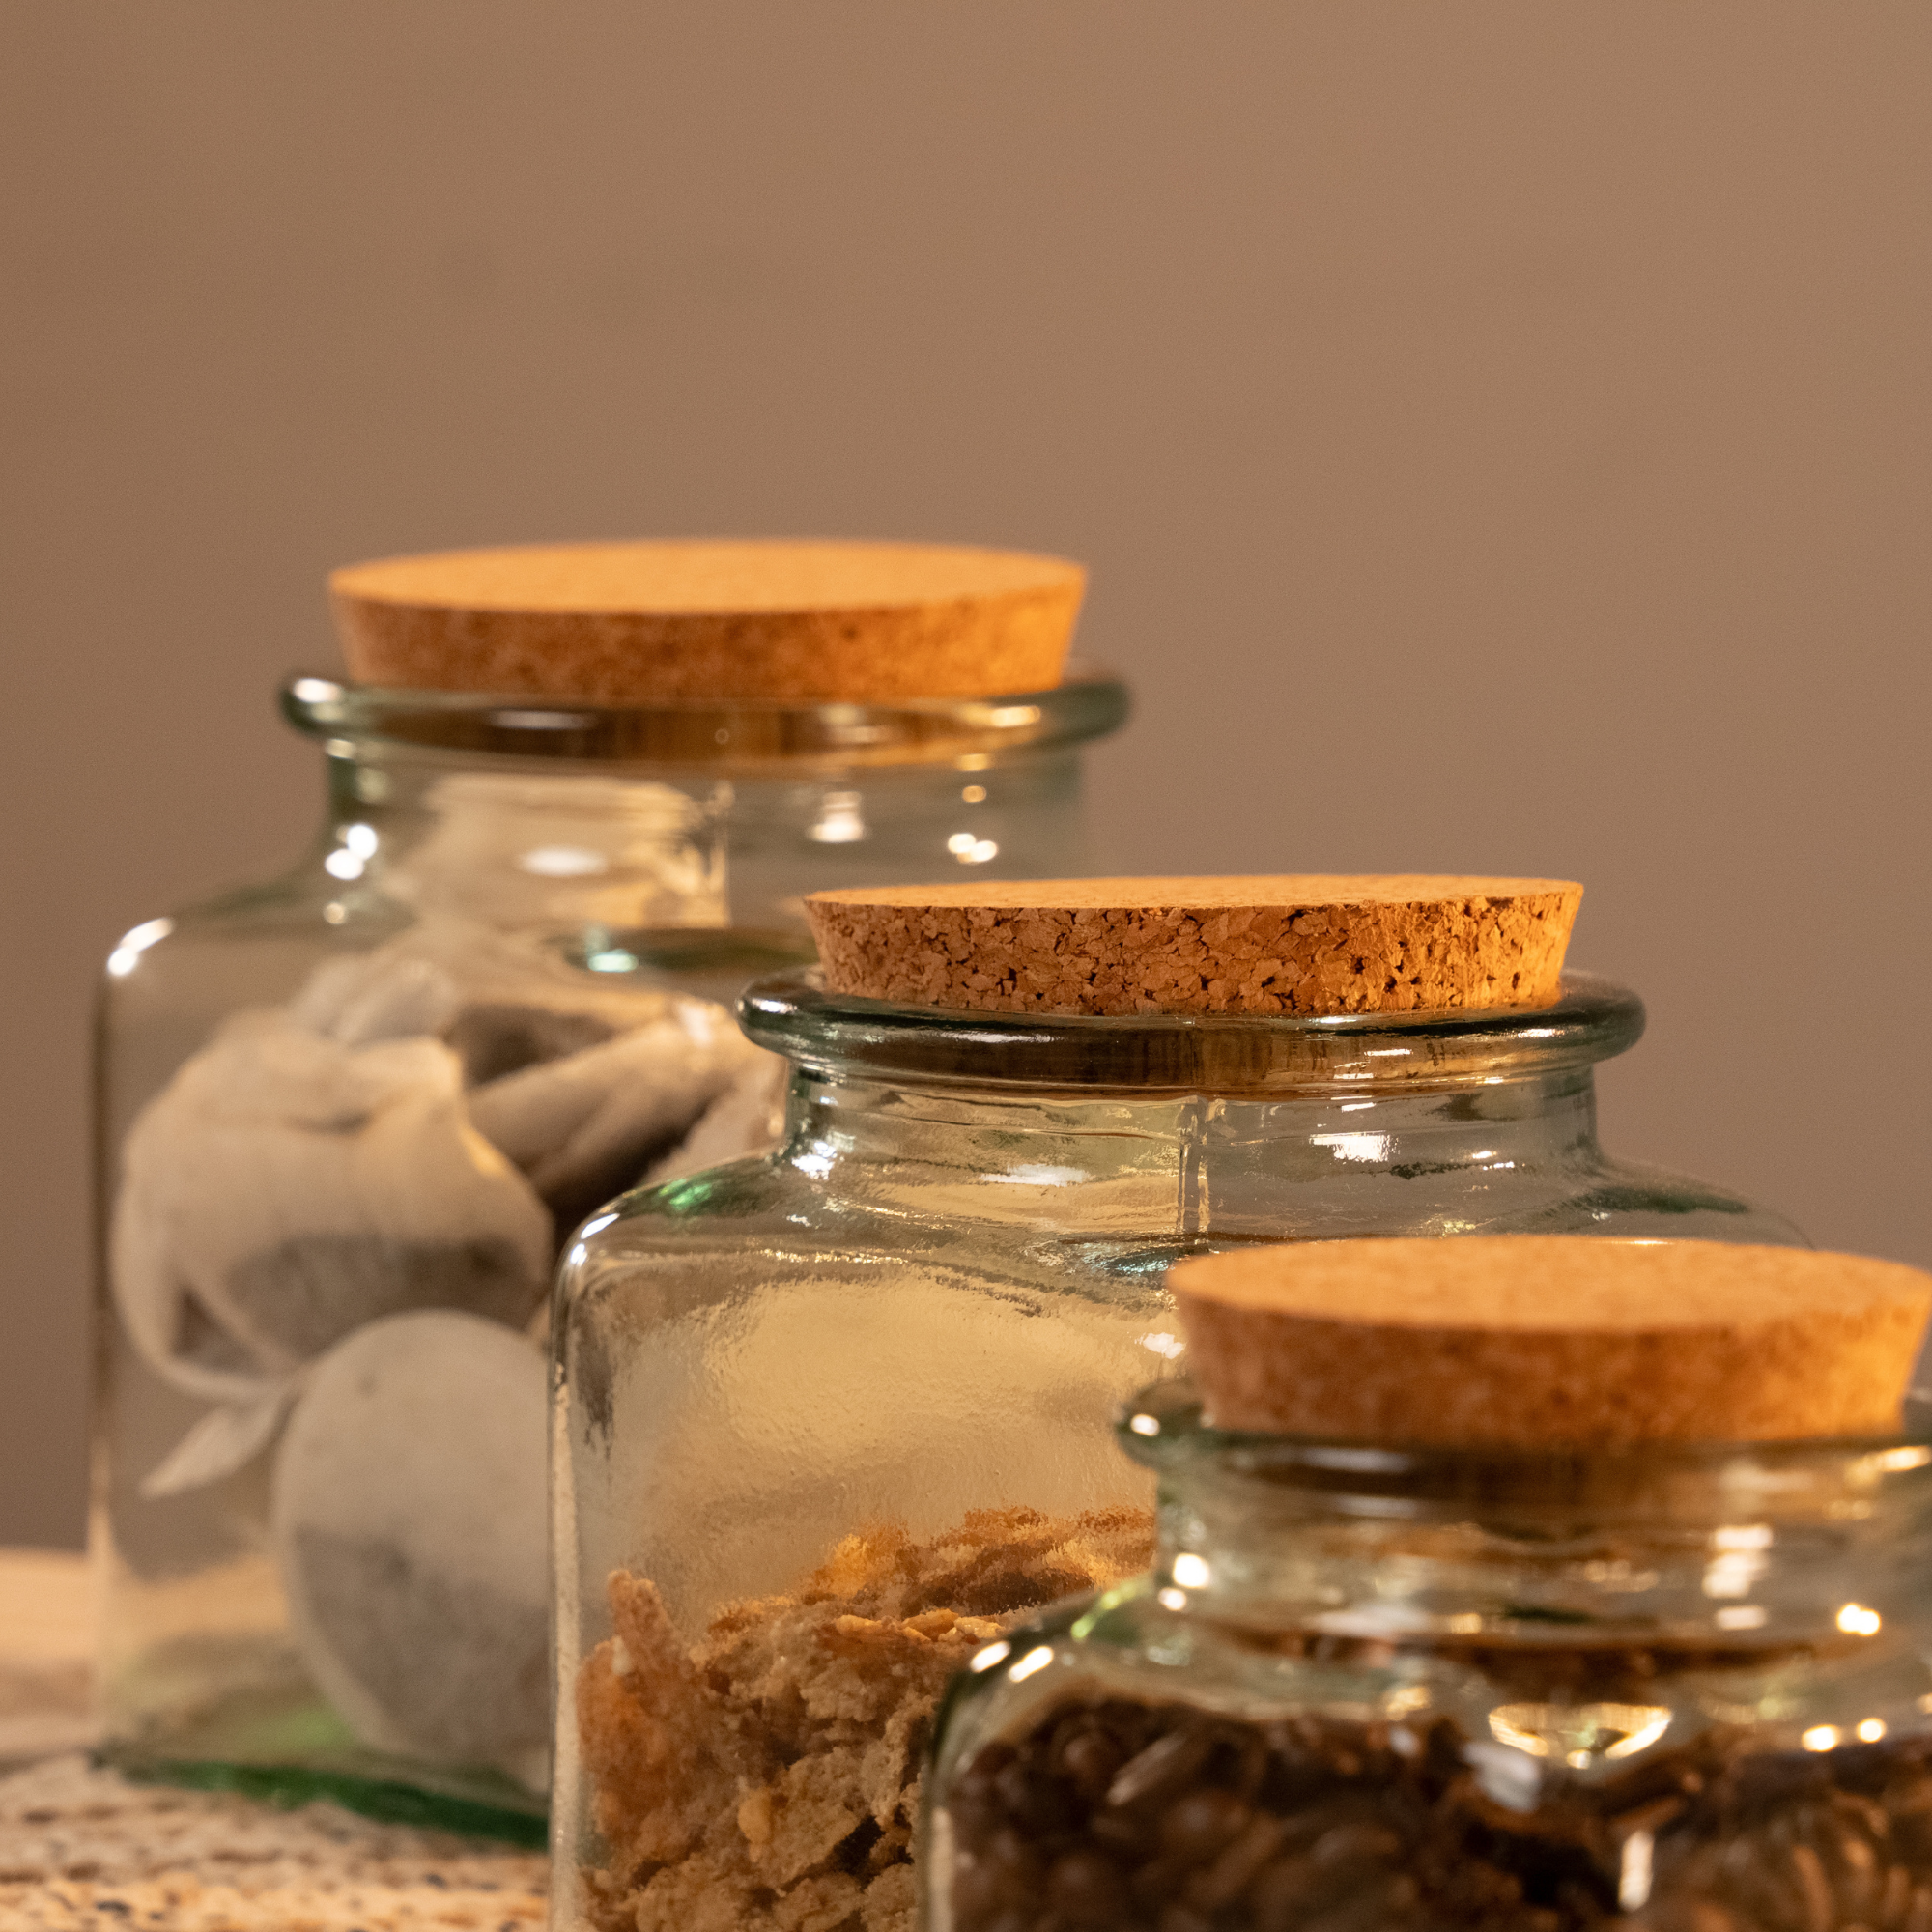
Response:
[280, 663, 1128, 774]
[1119, 1374, 1932, 1512]
[739, 968, 1646, 1095]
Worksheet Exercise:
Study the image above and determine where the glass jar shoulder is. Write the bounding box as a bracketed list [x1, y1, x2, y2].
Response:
[1189, 1139, 1806, 1250]
[103, 867, 386, 998]
[1498, 1152, 1809, 1245]
[557, 1149, 1180, 1337]
[98, 855, 417, 1142]
[942, 1578, 1932, 1747]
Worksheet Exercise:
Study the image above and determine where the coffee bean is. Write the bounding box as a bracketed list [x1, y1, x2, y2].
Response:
[1877, 1864, 1911, 1931]
[1226, 1726, 1270, 1803]
[995, 1757, 1078, 1834]
[1046, 1849, 1131, 1927]
[1091, 1810, 1151, 1857]
[1157, 1904, 1214, 1932]
[1107, 1726, 1213, 1808]
[1159, 1787, 1253, 1864]
[1631, 1901, 1749, 1932]
[1833, 1833, 1881, 1923]
[1714, 1857, 1807, 1932]
[1276, 1798, 1388, 1859]
[962, 1741, 1017, 1794]
[1616, 1795, 1690, 1840]
[1895, 1805, 1932, 1869]
[969, 1825, 1044, 1913]
[1250, 1850, 1364, 1930]
[1791, 1843, 1836, 1932]
[950, 1856, 1009, 1923]
[1056, 1727, 1126, 1803]
[1300, 1870, 1417, 1932]
[1308, 1822, 1402, 1869]
[1187, 1812, 1288, 1912]
[1130, 1854, 1196, 1911]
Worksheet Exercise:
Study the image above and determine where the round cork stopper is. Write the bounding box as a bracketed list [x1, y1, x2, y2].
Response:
[1171, 1237, 1932, 1447]
[804, 875, 1582, 1016]
[328, 540, 1085, 703]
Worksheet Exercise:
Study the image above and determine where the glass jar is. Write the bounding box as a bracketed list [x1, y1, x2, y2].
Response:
[926, 1377, 1932, 1932]
[95, 666, 1125, 1833]
[552, 972, 1804, 1926]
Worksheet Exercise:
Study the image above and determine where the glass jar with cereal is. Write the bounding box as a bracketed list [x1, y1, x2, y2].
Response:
[554, 880, 1804, 1928]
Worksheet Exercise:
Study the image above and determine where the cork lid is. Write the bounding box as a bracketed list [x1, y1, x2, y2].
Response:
[804, 875, 1582, 1016]
[1171, 1236, 1932, 1447]
[328, 540, 1085, 704]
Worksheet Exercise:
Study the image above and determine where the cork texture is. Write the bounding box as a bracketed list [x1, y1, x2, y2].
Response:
[804, 875, 1582, 1016]
[1171, 1236, 1932, 1447]
[328, 540, 1085, 702]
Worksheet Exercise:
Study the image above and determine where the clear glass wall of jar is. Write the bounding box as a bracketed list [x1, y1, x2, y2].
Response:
[95, 666, 1125, 1832]
[926, 1378, 1932, 1932]
[553, 973, 1804, 1926]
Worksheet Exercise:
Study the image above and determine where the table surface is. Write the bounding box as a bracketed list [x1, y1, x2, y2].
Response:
[0, 1551, 550, 1931]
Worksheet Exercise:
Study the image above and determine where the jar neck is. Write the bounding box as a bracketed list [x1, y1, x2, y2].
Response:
[784, 1068, 1604, 1236]
[310, 739, 1094, 957]
[1128, 1394, 1932, 1673]
[321, 750, 733, 933]
[286, 669, 1122, 952]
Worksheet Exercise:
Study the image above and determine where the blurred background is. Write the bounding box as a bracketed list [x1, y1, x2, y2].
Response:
[3, 2, 1927, 1547]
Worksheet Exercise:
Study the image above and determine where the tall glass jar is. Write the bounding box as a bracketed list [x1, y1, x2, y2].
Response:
[925, 1377, 1932, 1932]
[553, 972, 1804, 1927]
[95, 666, 1125, 1833]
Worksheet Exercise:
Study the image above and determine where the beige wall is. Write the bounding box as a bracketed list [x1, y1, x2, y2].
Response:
[3, 2, 1928, 1545]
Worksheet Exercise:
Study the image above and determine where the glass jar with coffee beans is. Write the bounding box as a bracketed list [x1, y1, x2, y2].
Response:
[924, 1236, 1932, 1932]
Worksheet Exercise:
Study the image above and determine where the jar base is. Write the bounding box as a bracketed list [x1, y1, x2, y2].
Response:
[99, 1695, 548, 1847]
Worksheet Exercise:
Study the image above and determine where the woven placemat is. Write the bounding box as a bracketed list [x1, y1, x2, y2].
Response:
[0, 1753, 548, 1931]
